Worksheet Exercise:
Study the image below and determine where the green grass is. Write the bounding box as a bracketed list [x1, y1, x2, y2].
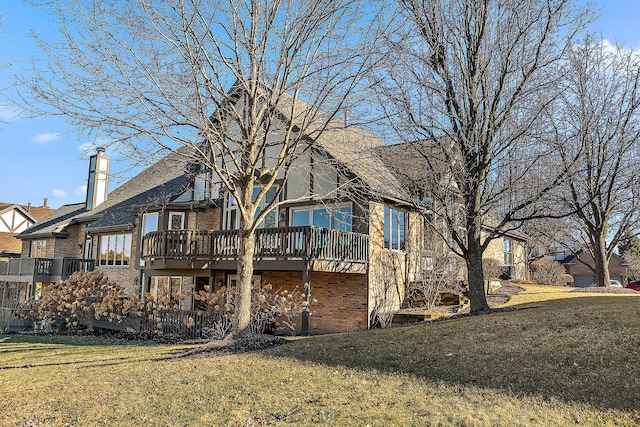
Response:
[1, 286, 639, 426]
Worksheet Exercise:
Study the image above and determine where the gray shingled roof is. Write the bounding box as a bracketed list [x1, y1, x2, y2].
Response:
[268, 88, 411, 203]
[19, 87, 420, 241]
[16, 203, 87, 239]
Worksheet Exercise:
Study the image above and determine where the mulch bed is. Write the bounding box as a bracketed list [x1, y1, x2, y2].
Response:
[168, 332, 289, 359]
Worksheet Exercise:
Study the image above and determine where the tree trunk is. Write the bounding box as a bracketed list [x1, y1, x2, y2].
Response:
[593, 234, 611, 287]
[467, 223, 490, 313]
[235, 227, 256, 333]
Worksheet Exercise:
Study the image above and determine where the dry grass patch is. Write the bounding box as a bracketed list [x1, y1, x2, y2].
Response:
[1, 292, 639, 426]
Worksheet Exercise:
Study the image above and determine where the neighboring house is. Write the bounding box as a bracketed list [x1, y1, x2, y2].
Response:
[0, 201, 53, 260]
[1, 92, 431, 335]
[560, 251, 629, 287]
[482, 228, 528, 280]
[0, 200, 53, 328]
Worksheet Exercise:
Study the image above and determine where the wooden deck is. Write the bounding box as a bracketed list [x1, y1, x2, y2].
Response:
[141, 226, 369, 273]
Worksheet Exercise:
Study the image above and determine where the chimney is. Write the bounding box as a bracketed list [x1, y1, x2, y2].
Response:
[85, 147, 110, 211]
[27, 203, 31, 212]
[43, 198, 48, 208]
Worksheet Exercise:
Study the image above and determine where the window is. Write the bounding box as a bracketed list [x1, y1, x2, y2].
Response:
[142, 213, 158, 235]
[384, 206, 407, 251]
[83, 236, 93, 260]
[504, 238, 513, 266]
[169, 212, 185, 230]
[30, 240, 47, 258]
[147, 276, 186, 307]
[223, 193, 239, 230]
[227, 274, 262, 288]
[290, 204, 352, 231]
[253, 187, 278, 228]
[140, 213, 158, 267]
[98, 234, 132, 266]
[223, 187, 279, 230]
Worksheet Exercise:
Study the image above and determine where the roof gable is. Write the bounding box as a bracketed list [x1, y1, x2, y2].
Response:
[232, 85, 410, 203]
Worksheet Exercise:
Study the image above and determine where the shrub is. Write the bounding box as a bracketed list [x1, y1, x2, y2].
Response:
[21, 270, 140, 332]
[482, 258, 503, 280]
[264, 284, 313, 335]
[531, 260, 571, 286]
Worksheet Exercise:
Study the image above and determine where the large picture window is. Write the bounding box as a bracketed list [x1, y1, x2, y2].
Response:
[384, 206, 407, 251]
[98, 233, 132, 266]
[291, 204, 352, 231]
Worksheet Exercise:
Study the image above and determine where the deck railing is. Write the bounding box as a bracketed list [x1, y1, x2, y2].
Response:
[0, 258, 95, 280]
[141, 226, 369, 263]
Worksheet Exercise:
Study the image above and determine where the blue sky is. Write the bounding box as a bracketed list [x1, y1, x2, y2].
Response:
[1, 0, 640, 210]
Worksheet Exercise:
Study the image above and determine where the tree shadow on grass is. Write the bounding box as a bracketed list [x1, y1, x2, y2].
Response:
[0, 334, 193, 370]
[264, 296, 640, 412]
[0, 333, 167, 347]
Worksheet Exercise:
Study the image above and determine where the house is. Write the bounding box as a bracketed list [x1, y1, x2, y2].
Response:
[374, 140, 529, 282]
[482, 228, 528, 280]
[1, 91, 432, 335]
[560, 251, 629, 287]
[0, 200, 53, 260]
[0, 200, 53, 328]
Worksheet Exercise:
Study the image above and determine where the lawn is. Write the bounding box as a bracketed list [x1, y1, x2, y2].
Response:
[1, 284, 639, 426]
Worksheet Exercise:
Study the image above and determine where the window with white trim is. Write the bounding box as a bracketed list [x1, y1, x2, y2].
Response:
[384, 206, 407, 251]
[290, 204, 352, 231]
[98, 233, 132, 266]
[253, 187, 278, 228]
[139, 213, 158, 267]
[223, 193, 239, 230]
[168, 212, 185, 230]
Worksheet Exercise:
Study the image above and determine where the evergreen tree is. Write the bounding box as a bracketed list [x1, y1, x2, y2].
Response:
[618, 231, 640, 257]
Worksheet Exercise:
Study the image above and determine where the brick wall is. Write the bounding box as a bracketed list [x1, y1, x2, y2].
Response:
[195, 207, 221, 230]
[96, 266, 139, 295]
[53, 223, 86, 258]
[261, 270, 368, 335]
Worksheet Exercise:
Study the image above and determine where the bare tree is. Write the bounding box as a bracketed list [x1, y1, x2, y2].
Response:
[373, 0, 592, 312]
[555, 35, 640, 287]
[17, 0, 376, 333]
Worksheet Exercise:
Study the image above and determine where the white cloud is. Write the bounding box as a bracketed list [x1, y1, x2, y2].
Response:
[593, 38, 640, 59]
[74, 185, 87, 196]
[52, 189, 67, 198]
[597, 38, 618, 55]
[31, 132, 61, 144]
[0, 105, 22, 122]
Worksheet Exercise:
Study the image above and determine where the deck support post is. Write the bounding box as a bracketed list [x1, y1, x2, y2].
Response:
[301, 267, 310, 336]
